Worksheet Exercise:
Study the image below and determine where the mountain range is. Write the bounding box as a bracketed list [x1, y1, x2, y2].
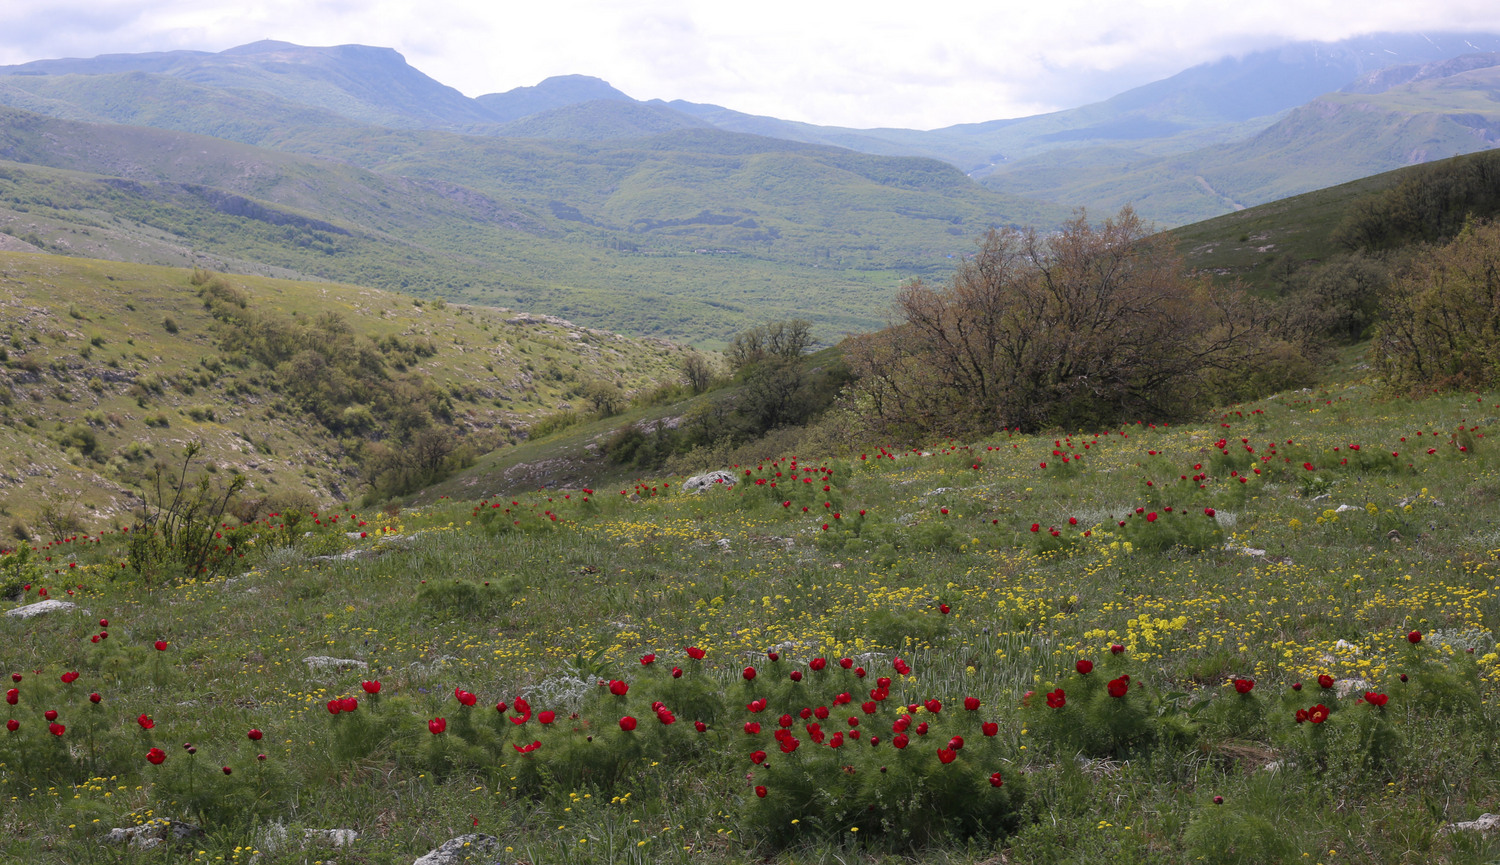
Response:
[0, 32, 1498, 343]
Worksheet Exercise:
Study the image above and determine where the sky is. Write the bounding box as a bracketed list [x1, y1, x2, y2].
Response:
[2, 0, 1499, 129]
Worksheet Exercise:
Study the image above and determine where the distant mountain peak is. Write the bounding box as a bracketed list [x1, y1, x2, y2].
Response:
[475, 75, 633, 124]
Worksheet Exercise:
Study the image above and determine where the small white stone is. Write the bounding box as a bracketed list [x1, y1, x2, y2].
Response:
[6, 599, 77, 619]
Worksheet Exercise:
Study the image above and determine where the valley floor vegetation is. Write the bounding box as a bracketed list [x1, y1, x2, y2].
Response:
[3, 371, 1499, 864]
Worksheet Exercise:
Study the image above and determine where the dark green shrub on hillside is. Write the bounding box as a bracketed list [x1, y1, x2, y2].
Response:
[1373, 220, 1500, 393]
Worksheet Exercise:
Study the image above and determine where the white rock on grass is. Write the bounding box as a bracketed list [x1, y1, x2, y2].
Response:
[304, 656, 368, 671]
[413, 834, 499, 865]
[682, 470, 737, 492]
[6, 599, 77, 619]
[306, 828, 359, 847]
[1440, 814, 1500, 834]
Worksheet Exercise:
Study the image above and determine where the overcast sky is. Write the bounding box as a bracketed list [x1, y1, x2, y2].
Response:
[2, 1, 1499, 129]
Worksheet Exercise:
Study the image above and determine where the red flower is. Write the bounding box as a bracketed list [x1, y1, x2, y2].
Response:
[839, 657, 853, 669]
[1111, 644, 1125, 655]
[60, 671, 79, 684]
[695, 721, 707, 732]
[4, 689, 15, 705]
[1303, 462, 1315, 471]
[619, 716, 638, 731]
[1076, 659, 1094, 675]
[982, 721, 999, 736]
[137, 714, 154, 730]
[1204, 508, 1216, 518]
[146, 747, 166, 764]
[686, 646, 706, 660]
[810, 658, 827, 671]
[154, 641, 168, 651]
[361, 681, 381, 695]
[1233, 678, 1254, 694]
[5, 719, 16, 732]
[948, 735, 964, 750]
[1045, 688, 1066, 709]
[89, 693, 101, 703]
[779, 736, 799, 753]
[428, 718, 447, 735]
[48, 722, 64, 736]
[539, 710, 556, 724]
[327, 700, 342, 715]
[454, 689, 477, 707]
[1308, 704, 1330, 724]
[640, 653, 656, 666]
[1317, 674, 1334, 689]
[744, 722, 761, 734]
[743, 666, 757, 681]
[750, 750, 767, 765]
[1407, 630, 1422, 644]
[924, 699, 941, 714]
[608, 680, 629, 696]
[892, 733, 909, 749]
[247, 728, 263, 741]
[964, 696, 981, 711]
[1146, 512, 1158, 523]
[989, 771, 1004, 787]
[1107, 676, 1129, 698]
[789, 670, 803, 682]
[937, 747, 957, 764]
[755, 785, 768, 798]
[44, 709, 57, 721]
[1364, 691, 1389, 707]
[513, 740, 542, 753]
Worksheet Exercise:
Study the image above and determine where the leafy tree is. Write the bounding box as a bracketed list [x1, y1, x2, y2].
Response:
[727, 319, 813, 372]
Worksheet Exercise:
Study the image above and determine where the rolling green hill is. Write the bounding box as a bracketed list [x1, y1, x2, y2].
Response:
[987, 61, 1500, 226]
[0, 98, 1068, 345]
[0, 251, 697, 532]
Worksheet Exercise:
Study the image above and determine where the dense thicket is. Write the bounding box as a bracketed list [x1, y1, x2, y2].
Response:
[1372, 219, 1500, 393]
[1332, 150, 1500, 251]
[844, 209, 1307, 437]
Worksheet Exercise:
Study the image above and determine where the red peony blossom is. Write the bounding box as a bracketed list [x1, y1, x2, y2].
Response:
[146, 747, 167, 764]
[1076, 659, 1094, 675]
[48, 722, 64, 736]
[640, 653, 656, 666]
[60, 671, 79, 684]
[619, 716, 637, 731]
[513, 740, 542, 753]
[989, 771, 1004, 787]
[327, 700, 342, 715]
[362, 681, 381, 695]
[454, 689, 477, 707]
[1107, 676, 1130, 698]
[89, 692, 101, 703]
[744, 722, 761, 734]
[948, 735, 964, 750]
[924, 699, 942, 714]
[1204, 507, 1216, 518]
[1308, 704, 1330, 724]
[964, 696, 981, 711]
[248, 729, 262, 741]
[839, 657, 853, 669]
[789, 670, 803, 682]
[982, 721, 999, 736]
[1364, 691, 1389, 707]
[779, 736, 800, 753]
[44, 709, 57, 721]
[138, 714, 154, 729]
[750, 750, 767, 765]
[539, 710, 556, 724]
[686, 646, 706, 660]
[5, 719, 16, 732]
[937, 747, 957, 764]
[755, 785, 768, 798]
[695, 720, 707, 732]
[1407, 630, 1422, 644]
[892, 733, 909, 749]
[810, 657, 827, 671]
[1317, 674, 1334, 689]
[1046, 688, 1066, 709]
[428, 718, 447, 735]
[1233, 678, 1254, 694]
[608, 680, 629, 696]
[154, 641, 168, 651]
[4, 689, 15, 705]
[743, 666, 757, 681]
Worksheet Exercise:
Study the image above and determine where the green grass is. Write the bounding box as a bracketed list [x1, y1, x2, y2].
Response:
[4, 359, 1500, 863]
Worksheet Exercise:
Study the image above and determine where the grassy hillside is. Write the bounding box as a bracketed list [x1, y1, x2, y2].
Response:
[0, 251, 694, 534]
[986, 66, 1500, 227]
[3, 366, 1499, 863]
[0, 98, 1066, 344]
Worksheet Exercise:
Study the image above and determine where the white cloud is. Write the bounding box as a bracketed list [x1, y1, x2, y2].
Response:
[2, 0, 1500, 128]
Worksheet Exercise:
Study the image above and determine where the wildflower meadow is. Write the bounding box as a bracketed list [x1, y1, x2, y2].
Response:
[3, 377, 1499, 864]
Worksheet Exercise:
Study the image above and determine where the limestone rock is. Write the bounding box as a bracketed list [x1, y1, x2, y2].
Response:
[682, 470, 737, 492]
[6, 599, 77, 619]
[1440, 813, 1500, 834]
[304, 656, 368, 671]
[413, 833, 499, 865]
